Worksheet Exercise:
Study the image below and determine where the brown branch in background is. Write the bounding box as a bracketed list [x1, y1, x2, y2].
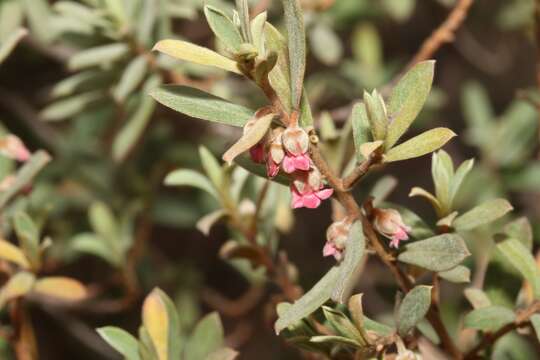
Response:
[202, 286, 265, 318]
[406, 0, 474, 69]
[535, 0, 540, 145]
[465, 301, 540, 359]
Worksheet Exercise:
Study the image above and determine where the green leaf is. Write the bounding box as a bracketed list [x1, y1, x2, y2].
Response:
[113, 76, 160, 161]
[89, 202, 118, 245]
[331, 221, 366, 303]
[464, 306, 515, 332]
[199, 146, 224, 191]
[309, 23, 343, 66]
[453, 199, 513, 231]
[113, 55, 148, 103]
[275, 266, 340, 334]
[503, 217, 533, 250]
[33, 277, 87, 301]
[397, 285, 432, 336]
[71, 233, 121, 266]
[363, 90, 387, 141]
[97, 327, 141, 360]
[0, 239, 30, 269]
[281, 0, 306, 109]
[204, 6, 243, 52]
[381, 0, 415, 22]
[68, 43, 129, 70]
[153, 39, 241, 74]
[235, 0, 252, 42]
[371, 176, 398, 206]
[531, 314, 540, 343]
[150, 85, 253, 127]
[205, 348, 238, 360]
[352, 23, 382, 68]
[0, 1, 24, 43]
[184, 313, 224, 360]
[22, 0, 52, 43]
[431, 150, 453, 212]
[41, 91, 102, 122]
[0, 271, 35, 309]
[461, 81, 494, 146]
[351, 103, 371, 161]
[164, 169, 218, 200]
[250, 11, 267, 54]
[384, 128, 456, 162]
[438, 265, 470, 283]
[496, 237, 540, 299]
[0, 27, 27, 64]
[13, 212, 40, 269]
[223, 113, 274, 164]
[322, 306, 364, 345]
[398, 233, 470, 272]
[449, 158, 474, 205]
[409, 187, 442, 215]
[385, 60, 435, 149]
[464, 288, 491, 309]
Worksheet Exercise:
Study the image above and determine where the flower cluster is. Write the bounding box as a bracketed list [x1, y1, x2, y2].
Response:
[249, 124, 333, 209]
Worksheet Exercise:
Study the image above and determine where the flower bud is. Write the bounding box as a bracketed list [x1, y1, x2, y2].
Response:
[323, 219, 351, 261]
[373, 208, 411, 248]
[249, 142, 265, 163]
[282, 125, 309, 156]
[0, 135, 30, 162]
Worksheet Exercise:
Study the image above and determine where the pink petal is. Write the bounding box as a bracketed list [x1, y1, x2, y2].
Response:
[282, 156, 296, 174]
[291, 188, 304, 209]
[292, 154, 310, 171]
[394, 227, 409, 241]
[266, 160, 279, 178]
[389, 238, 400, 248]
[302, 193, 321, 209]
[249, 144, 265, 163]
[323, 242, 337, 257]
[316, 188, 334, 200]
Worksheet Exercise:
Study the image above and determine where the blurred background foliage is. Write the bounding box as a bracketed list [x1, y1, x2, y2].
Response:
[0, 0, 540, 359]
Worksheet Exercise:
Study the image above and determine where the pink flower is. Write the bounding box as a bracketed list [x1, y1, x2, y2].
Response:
[249, 142, 265, 163]
[282, 153, 310, 173]
[290, 170, 333, 209]
[372, 208, 411, 248]
[281, 125, 311, 174]
[323, 219, 351, 261]
[0, 135, 30, 162]
[266, 128, 285, 178]
[323, 242, 343, 261]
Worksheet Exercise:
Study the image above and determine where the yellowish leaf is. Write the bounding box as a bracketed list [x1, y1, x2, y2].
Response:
[0, 239, 30, 269]
[142, 288, 169, 360]
[33, 277, 87, 301]
[0, 272, 35, 309]
[222, 113, 274, 164]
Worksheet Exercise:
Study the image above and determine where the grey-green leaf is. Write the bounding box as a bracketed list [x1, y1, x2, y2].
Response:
[309, 23, 343, 66]
[68, 43, 129, 70]
[164, 169, 218, 200]
[204, 6, 243, 52]
[398, 233, 470, 272]
[496, 237, 540, 299]
[385, 60, 435, 148]
[150, 85, 253, 127]
[113, 55, 148, 103]
[41, 92, 102, 122]
[531, 314, 540, 343]
[281, 0, 306, 109]
[384, 128, 456, 163]
[464, 288, 491, 309]
[97, 327, 141, 360]
[184, 313, 224, 360]
[0, 27, 27, 64]
[453, 199, 513, 231]
[438, 265, 471, 283]
[351, 103, 371, 161]
[398, 285, 432, 336]
[464, 306, 515, 332]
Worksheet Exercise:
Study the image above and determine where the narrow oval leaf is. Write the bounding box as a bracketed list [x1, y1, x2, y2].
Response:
[164, 169, 218, 199]
[438, 265, 471, 283]
[497, 238, 540, 299]
[409, 187, 442, 214]
[184, 312, 224, 360]
[0, 27, 27, 64]
[322, 306, 364, 345]
[384, 128, 456, 163]
[205, 348, 238, 360]
[113, 55, 148, 103]
[351, 103, 370, 161]
[153, 39, 240, 74]
[275, 266, 341, 334]
[0, 271, 35, 309]
[199, 146, 224, 190]
[309, 23, 342, 66]
[464, 288, 491, 309]
[250, 12, 267, 54]
[464, 306, 515, 332]
[41, 91, 102, 122]
[13, 212, 40, 268]
[504, 217, 533, 250]
[531, 314, 540, 343]
[33, 277, 87, 301]
[449, 158, 474, 204]
[68, 43, 130, 70]
[398, 285, 432, 336]
[204, 6, 242, 52]
[150, 85, 253, 127]
[453, 199, 513, 231]
[331, 221, 366, 303]
[71, 233, 121, 266]
[397, 233, 470, 272]
[281, 0, 306, 109]
[385, 60, 435, 148]
[265, 23, 292, 112]
[97, 327, 141, 360]
[223, 113, 274, 164]
[0, 239, 30, 269]
[142, 289, 169, 360]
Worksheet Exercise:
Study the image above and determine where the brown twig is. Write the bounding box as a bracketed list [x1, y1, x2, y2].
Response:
[464, 301, 540, 359]
[406, 0, 474, 69]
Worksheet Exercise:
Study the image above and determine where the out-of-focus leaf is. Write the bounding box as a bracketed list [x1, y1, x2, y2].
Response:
[205, 348, 238, 360]
[71, 233, 121, 266]
[68, 43, 130, 70]
[153, 39, 241, 74]
[0, 271, 35, 309]
[464, 306, 515, 332]
[97, 327, 141, 360]
[384, 128, 456, 162]
[381, 0, 416, 22]
[250, 11, 267, 54]
[504, 217, 533, 250]
[352, 23, 381, 68]
[0, 0, 24, 42]
[385, 61, 435, 149]
[23, 0, 52, 43]
[197, 210, 227, 236]
[464, 288, 491, 309]
[275, 266, 340, 334]
[184, 312, 224, 360]
[113, 76, 161, 161]
[331, 221, 366, 303]
[0, 151, 51, 208]
[351, 103, 370, 161]
[309, 23, 343, 66]
[13, 212, 40, 268]
[150, 85, 252, 127]
[397, 285, 432, 336]
[199, 146, 224, 191]
[33, 277, 87, 301]
[164, 169, 218, 199]
[204, 6, 242, 52]
[531, 314, 540, 343]
[41, 92, 102, 122]
[0, 239, 30, 269]
[281, 0, 306, 109]
[113, 55, 149, 103]
[398, 233, 470, 272]
[461, 82, 494, 147]
[453, 199, 513, 231]
[438, 265, 470, 283]
[322, 306, 364, 345]
[371, 176, 398, 206]
[496, 238, 540, 299]
[0, 27, 27, 64]
[223, 113, 274, 164]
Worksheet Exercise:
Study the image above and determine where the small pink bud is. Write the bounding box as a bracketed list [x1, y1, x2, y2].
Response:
[323, 219, 351, 261]
[282, 126, 309, 156]
[373, 208, 411, 248]
[0, 135, 31, 162]
[249, 142, 265, 163]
